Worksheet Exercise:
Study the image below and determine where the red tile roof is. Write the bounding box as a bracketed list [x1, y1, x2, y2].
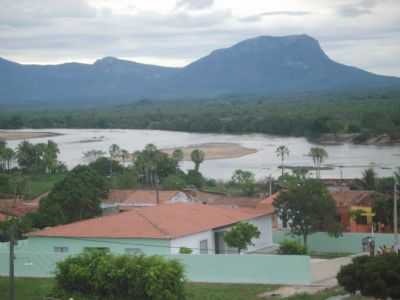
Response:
[0, 212, 8, 222]
[28, 203, 273, 239]
[331, 191, 374, 207]
[256, 193, 279, 211]
[105, 189, 181, 206]
[0, 199, 39, 217]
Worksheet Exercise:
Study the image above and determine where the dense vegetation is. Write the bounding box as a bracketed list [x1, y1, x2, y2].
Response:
[54, 251, 186, 300]
[337, 253, 400, 299]
[1, 91, 400, 140]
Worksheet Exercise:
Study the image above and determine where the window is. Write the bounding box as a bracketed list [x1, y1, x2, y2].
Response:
[199, 239, 208, 254]
[84, 247, 110, 253]
[54, 246, 69, 253]
[125, 248, 143, 255]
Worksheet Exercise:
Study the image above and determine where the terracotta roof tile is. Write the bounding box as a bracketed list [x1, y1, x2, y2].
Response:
[331, 191, 374, 207]
[104, 189, 181, 206]
[28, 203, 273, 239]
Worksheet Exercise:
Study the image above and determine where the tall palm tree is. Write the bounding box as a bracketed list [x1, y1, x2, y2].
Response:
[362, 168, 377, 190]
[191, 149, 205, 172]
[276, 145, 290, 176]
[109, 144, 121, 177]
[309, 147, 328, 179]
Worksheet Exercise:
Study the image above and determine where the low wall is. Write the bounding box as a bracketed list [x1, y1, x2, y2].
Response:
[273, 230, 396, 253]
[0, 245, 311, 285]
[172, 254, 310, 285]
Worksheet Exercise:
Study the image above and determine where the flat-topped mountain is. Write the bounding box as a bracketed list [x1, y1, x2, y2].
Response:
[1, 34, 399, 105]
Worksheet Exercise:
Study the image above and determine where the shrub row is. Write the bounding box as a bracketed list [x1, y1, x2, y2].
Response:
[54, 250, 186, 300]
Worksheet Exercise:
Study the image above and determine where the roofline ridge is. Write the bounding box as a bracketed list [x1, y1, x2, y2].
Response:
[132, 208, 171, 238]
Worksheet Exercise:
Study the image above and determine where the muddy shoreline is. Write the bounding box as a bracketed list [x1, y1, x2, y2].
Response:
[0, 130, 61, 141]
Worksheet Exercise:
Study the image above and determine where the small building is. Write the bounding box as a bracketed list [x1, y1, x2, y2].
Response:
[331, 190, 376, 233]
[27, 203, 274, 255]
[101, 189, 191, 214]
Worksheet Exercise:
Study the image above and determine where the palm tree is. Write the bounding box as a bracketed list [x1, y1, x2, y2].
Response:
[120, 149, 130, 165]
[109, 144, 121, 177]
[276, 145, 290, 176]
[362, 168, 377, 190]
[309, 147, 328, 179]
[191, 149, 205, 172]
[172, 149, 184, 163]
[2, 147, 15, 171]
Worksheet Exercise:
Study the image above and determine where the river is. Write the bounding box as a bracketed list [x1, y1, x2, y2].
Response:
[5, 129, 400, 180]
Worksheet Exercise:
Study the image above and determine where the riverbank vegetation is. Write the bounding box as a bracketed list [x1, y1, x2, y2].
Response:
[0, 90, 399, 142]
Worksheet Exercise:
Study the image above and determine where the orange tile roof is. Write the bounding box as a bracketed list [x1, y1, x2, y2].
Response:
[256, 193, 279, 211]
[331, 191, 374, 207]
[105, 189, 181, 206]
[0, 212, 8, 222]
[28, 203, 273, 239]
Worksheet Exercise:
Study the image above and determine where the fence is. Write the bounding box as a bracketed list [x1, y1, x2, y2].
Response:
[0, 247, 311, 285]
[273, 230, 397, 253]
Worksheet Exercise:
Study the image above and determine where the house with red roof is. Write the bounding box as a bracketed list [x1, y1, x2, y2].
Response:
[26, 203, 275, 256]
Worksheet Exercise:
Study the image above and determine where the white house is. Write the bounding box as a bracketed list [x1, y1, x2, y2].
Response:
[27, 203, 275, 255]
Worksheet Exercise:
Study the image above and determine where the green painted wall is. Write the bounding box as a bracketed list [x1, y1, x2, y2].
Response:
[171, 254, 310, 285]
[25, 236, 171, 255]
[0, 238, 311, 285]
[274, 230, 397, 253]
[0, 237, 170, 278]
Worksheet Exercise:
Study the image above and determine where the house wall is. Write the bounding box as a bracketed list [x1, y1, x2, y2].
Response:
[0, 243, 311, 285]
[24, 236, 171, 256]
[247, 215, 273, 252]
[170, 230, 215, 254]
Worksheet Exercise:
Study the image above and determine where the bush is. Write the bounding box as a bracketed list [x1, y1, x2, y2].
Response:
[163, 174, 187, 190]
[54, 250, 186, 300]
[179, 247, 193, 254]
[337, 253, 400, 299]
[278, 240, 307, 255]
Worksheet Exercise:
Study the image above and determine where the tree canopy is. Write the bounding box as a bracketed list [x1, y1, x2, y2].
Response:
[224, 222, 260, 253]
[274, 179, 342, 248]
[37, 165, 109, 226]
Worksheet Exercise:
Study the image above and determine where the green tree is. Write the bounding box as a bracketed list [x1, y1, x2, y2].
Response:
[133, 144, 179, 185]
[43, 140, 60, 174]
[273, 179, 342, 248]
[337, 254, 400, 299]
[190, 149, 205, 172]
[276, 145, 290, 176]
[224, 222, 261, 253]
[109, 144, 121, 177]
[361, 168, 377, 190]
[231, 169, 256, 196]
[37, 165, 109, 226]
[308, 147, 328, 179]
[172, 149, 184, 162]
[54, 251, 186, 300]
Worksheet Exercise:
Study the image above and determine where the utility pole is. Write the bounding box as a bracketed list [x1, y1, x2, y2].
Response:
[394, 178, 399, 251]
[9, 222, 15, 300]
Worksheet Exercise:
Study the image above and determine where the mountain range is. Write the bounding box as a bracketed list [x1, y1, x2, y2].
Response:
[1, 34, 399, 106]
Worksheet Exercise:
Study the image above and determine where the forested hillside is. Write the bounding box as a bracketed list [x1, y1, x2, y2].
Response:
[1, 90, 399, 141]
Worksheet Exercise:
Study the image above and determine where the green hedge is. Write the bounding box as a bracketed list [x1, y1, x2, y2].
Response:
[54, 250, 186, 300]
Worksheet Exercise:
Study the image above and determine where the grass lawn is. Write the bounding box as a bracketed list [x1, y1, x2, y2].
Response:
[25, 174, 65, 199]
[309, 252, 353, 259]
[0, 277, 354, 300]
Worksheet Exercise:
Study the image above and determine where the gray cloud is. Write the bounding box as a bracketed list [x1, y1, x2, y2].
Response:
[176, 0, 214, 10]
[0, 0, 96, 27]
[336, 0, 378, 17]
[0, 0, 399, 76]
[241, 11, 312, 23]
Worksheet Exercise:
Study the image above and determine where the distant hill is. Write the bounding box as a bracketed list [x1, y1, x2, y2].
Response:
[1, 34, 399, 106]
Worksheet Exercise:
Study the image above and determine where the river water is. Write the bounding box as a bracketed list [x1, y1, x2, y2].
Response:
[5, 129, 400, 180]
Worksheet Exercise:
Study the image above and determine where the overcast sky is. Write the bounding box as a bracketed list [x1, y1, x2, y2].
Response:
[1, 0, 399, 76]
